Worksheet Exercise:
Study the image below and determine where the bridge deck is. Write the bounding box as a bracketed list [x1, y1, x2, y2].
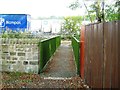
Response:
[40, 40, 77, 78]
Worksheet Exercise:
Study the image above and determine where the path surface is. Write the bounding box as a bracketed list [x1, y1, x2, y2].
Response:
[40, 40, 77, 78]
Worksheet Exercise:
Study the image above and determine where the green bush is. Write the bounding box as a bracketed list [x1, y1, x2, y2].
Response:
[1, 30, 34, 38]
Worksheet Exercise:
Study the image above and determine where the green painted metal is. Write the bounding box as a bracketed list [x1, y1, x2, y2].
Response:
[71, 36, 80, 75]
[38, 36, 61, 73]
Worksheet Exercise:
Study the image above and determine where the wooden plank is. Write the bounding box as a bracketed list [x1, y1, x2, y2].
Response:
[118, 21, 120, 89]
[103, 22, 112, 88]
[88, 25, 92, 87]
[111, 21, 118, 88]
[90, 24, 94, 88]
[84, 25, 89, 84]
[93, 24, 98, 88]
[92, 23, 103, 88]
[86, 25, 91, 86]
[116, 21, 119, 88]
[95, 23, 103, 88]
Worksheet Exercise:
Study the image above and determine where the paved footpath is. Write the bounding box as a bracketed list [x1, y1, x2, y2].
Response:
[40, 40, 77, 78]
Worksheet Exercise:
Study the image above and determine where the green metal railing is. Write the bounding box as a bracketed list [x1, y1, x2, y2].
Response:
[71, 36, 80, 75]
[38, 36, 61, 73]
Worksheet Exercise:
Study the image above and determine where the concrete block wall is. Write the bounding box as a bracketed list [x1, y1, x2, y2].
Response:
[0, 38, 40, 73]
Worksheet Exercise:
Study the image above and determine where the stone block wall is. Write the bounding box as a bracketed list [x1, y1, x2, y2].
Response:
[0, 38, 40, 73]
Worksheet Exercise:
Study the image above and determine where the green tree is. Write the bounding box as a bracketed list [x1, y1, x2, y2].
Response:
[61, 16, 82, 39]
[105, 0, 120, 21]
[69, 0, 93, 22]
[89, 0, 104, 22]
[69, 0, 119, 22]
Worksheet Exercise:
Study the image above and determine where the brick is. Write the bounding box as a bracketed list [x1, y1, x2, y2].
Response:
[2, 45, 8, 52]
[7, 61, 16, 64]
[11, 57, 17, 60]
[3, 51, 9, 53]
[19, 57, 26, 60]
[26, 57, 32, 60]
[33, 56, 38, 60]
[1, 56, 5, 59]
[18, 53, 25, 56]
[25, 48, 31, 52]
[7, 56, 10, 60]
[2, 53, 9, 57]
[26, 53, 32, 56]
[10, 52, 16, 55]
[17, 48, 24, 51]
[29, 61, 38, 65]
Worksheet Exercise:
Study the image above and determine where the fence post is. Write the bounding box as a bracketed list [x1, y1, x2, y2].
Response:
[80, 25, 85, 79]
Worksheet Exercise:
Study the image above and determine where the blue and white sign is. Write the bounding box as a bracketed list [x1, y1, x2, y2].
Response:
[0, 17, 5, 27]
[0, 14, 28, 29]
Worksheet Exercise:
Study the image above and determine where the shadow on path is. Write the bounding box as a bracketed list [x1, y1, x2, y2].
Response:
[40, 40, 77, 78]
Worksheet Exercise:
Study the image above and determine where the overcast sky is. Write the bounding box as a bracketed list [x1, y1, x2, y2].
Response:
[0, 0, 114, 19]
[0, 0, 87, 19]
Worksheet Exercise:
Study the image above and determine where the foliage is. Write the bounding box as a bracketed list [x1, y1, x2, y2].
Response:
[89, 0, 104, 22]
[61, 16, 82, 39]
[1, 30, 34, 38]
[83, 14, 96, 23]
[69, 0, 119, 22]
[105, 0, 120, 21]
[69, 0, 81, 10]
[69, 0, 94, 22]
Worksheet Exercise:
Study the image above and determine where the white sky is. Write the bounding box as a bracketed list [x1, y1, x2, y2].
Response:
[0, 0, 86, 19]
[0, 0, 114, 19]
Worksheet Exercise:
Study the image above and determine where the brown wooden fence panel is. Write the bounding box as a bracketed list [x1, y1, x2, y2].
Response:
[84, 26, 88, 84]
[92, 24, 98, 88]
[111, 21, 118, 88]
[84, 27, 86, 83]
[85, 23, 104, 88]
[118, 21, 120, 89]
[84, 25, 91, 86]
[94, 23, 103, 88]
[103, 22, 112, 88]
[90, 24, 94, 88]
[84, 21, 119, 88]
[89, 24, 93, 87]
[88, 25, 92, 87]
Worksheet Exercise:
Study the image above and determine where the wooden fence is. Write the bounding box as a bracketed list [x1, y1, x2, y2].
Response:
[83, 21, 119, 88]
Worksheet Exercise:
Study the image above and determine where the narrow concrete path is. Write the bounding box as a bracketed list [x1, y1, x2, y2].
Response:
[40, 40, 77, 78]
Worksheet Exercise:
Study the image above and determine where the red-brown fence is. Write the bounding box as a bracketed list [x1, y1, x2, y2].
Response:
[82, 21, 119, 88]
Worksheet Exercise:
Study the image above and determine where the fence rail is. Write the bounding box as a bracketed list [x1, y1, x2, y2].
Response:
[71, 36, 80, 75]
[38, 36, 61, 73]
[84, 21, 119, 88]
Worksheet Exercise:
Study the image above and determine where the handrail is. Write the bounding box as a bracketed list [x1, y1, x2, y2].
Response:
[41, 35, 60, 42]
[71, 36, 80, 75]
[38, 36, 61, 73]
[72, 36, 80, 43]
